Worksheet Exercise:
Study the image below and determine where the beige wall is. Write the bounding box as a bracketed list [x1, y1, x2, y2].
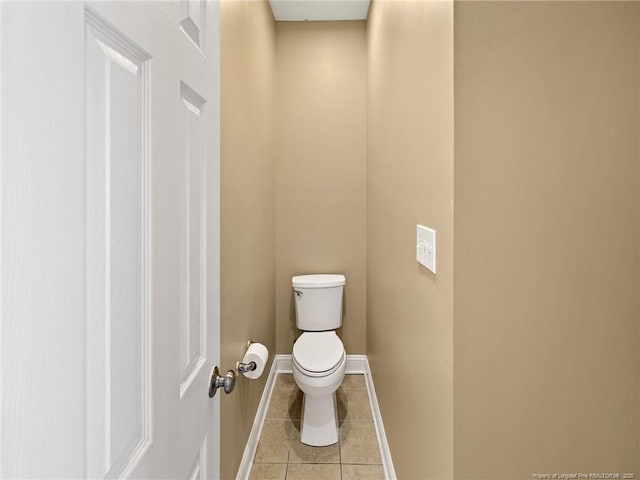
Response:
[275, 21, 367, 354]
[220, 1, 276, 478]
[454, 2, 640, 478]
[367, 1, 454, 478]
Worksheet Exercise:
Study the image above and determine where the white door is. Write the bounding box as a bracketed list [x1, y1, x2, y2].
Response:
[0, 1, 220, 478]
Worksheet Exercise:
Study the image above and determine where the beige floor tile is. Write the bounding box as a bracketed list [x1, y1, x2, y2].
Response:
[274, 374, 298, 391]
[254, 439, 288, 464]
[340, 422, 382, 465]
[266, 388, 302, 420]
[341, 464, 386, 480]
[254, 420, 296, 463]
[337, 388, 373, 422]
[261, 419, 300, 441]
[249, 463, 287, 480]
[288, 440, 340, 464]
[341, 374, 367, 390]
[286, 463, 340, 480]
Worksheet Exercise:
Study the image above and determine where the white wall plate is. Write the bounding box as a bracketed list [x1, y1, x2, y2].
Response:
[416, 225, 436, 274]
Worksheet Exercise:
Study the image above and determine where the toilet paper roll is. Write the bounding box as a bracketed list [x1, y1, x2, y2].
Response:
[241, 342, 269, 379]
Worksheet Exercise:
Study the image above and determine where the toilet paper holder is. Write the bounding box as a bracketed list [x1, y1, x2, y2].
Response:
[236, 339, 258, 374]
[209, 340, 265, 398]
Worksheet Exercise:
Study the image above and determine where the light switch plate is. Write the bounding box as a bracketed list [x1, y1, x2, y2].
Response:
[416, 225, 436, 274]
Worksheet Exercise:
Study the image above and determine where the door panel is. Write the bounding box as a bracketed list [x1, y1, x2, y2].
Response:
[180, 0, 207, 52]
[179, 81, 208, 397]
[85, 10, 153, 478]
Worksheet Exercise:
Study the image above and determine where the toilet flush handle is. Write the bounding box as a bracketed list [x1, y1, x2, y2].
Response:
[294, 290, 303, 297]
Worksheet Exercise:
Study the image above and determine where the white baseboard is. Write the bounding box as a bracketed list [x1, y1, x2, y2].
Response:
[272, 353, 293, 373]
[234, 356, 279, 480]
[362, 357, 397, 480]
[235, 354, 397, 480]
[272, 353, 369, 374]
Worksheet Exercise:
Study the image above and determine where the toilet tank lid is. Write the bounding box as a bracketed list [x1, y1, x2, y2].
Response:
[292, 274, 345, 288]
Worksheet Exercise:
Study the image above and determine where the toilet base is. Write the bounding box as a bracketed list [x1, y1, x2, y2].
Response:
[299, 393, 339, 446]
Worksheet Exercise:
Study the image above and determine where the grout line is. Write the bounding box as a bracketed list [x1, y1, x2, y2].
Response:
[285, 437, 290, 480]
[339, 430, 343, 480]
[338, 409, 343, 480]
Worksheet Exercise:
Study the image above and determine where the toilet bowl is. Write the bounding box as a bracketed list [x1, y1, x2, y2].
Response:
[291, 274, 346, 447]
[292, 331, 346, 446]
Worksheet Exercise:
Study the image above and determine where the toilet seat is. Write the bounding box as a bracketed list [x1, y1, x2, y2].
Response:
[293, 352, 346, 378]
[293, 331, 345, 377]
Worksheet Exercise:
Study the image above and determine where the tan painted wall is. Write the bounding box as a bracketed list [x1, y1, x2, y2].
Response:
[366, 1, 454, 478]
[275, 21, 367, 354]
[220, 1, 276, 478]
[454, 2, 640, 478]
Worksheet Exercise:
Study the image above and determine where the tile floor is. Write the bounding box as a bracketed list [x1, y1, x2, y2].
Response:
[249, 374, 385, 480]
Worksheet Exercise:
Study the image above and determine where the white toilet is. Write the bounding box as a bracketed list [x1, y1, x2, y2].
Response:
[291, 274, 346, 447]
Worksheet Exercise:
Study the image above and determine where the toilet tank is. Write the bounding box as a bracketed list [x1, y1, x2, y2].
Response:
[292, 274, 345, 331]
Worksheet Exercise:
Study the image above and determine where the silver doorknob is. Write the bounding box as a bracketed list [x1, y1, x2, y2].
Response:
[209, 366, 236, 397]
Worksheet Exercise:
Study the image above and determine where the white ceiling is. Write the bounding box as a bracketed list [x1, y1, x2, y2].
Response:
[269, 0, 371, 21]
